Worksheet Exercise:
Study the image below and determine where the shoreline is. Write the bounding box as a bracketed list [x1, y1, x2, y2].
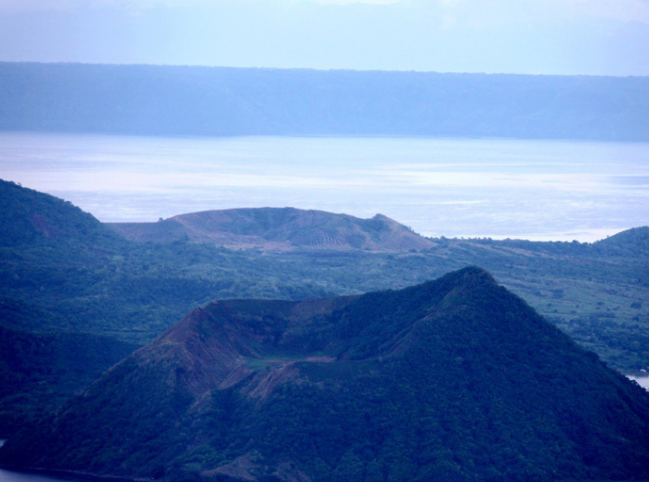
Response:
[0, 464, 145, 482]
[0, 443, 143, 482]
[627, 375, 649, 391]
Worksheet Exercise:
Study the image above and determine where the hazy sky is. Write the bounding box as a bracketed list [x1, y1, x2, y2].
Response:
[1, 0, 648, 75]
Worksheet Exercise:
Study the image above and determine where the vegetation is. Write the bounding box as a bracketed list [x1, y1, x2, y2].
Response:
[0, 324, 137, 436]
[3, 268, 649, 482]
[1, 179, 648, 444]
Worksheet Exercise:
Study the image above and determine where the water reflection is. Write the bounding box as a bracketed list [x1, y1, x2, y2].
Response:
[1, 132, 648, 241]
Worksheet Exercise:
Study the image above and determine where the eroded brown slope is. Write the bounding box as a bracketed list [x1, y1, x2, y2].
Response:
[109, 207, 435, 251]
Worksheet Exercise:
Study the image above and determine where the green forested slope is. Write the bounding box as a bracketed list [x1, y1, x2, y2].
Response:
[0, 179, 118, 248]
[3, 268, 648, 482]
[1, 179, 648, 442]
[0, 324, 137, 436]
[2, 180, 648, 481]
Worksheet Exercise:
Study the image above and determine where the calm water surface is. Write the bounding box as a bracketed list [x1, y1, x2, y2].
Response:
[0, 441, 78, 482]
[0, 469, 78, 482]
[1, 132, 648, 241]
[629, 376, 649, 391]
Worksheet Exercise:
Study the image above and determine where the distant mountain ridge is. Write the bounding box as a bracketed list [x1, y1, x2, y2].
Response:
[3, 267, 649, 482]
[1, 62, 648, 141]
[109, 207, 436, 251]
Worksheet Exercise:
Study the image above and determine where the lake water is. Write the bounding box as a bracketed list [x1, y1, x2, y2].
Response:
[1, 132, 648, 241]
[0, 469, 77, 482]
[0, 441, 75, 482]
[629, 376, 649, 391]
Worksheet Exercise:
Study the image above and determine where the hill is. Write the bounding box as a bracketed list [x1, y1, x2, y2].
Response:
[594, 226, 649, 255]
[109, 208, 435, 251]
[108, 204, 649, 373]
[2, 267, 648, 482]
[1, 63, 648, 141]
[2, 179, 648, 374]
[0, 179, 119, 248]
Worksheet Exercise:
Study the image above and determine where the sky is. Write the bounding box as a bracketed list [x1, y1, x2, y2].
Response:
[0, 0, 648, 75]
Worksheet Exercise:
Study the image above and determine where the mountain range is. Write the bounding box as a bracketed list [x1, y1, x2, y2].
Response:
[1, 63, 648, 141]
[2, 267, 648, 482]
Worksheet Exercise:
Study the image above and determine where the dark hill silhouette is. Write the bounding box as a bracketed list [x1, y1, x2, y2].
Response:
[0, 179, 119, 248]
[3, 267, 648, 482]
[595, 226, 649, 255]
[109, 207, 435, 251]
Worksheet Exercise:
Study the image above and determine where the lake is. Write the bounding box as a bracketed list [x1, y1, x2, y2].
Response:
[0, 441, 73, 482]
[0, 468, 79, 482]
[1, 132, 648, 241]
[629, 376, 649, 391]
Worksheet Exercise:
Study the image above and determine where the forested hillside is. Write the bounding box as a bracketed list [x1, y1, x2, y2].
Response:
[0, 325, 137, 436]
[1, 180, 647, 370]
[1, 62, 648, 141]
[3, 268, 649, 482]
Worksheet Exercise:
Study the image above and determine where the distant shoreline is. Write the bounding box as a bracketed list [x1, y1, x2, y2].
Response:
[3, 133, 647, 243]
[2, 62, 648, 142]
[6, 128, 649, 144]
